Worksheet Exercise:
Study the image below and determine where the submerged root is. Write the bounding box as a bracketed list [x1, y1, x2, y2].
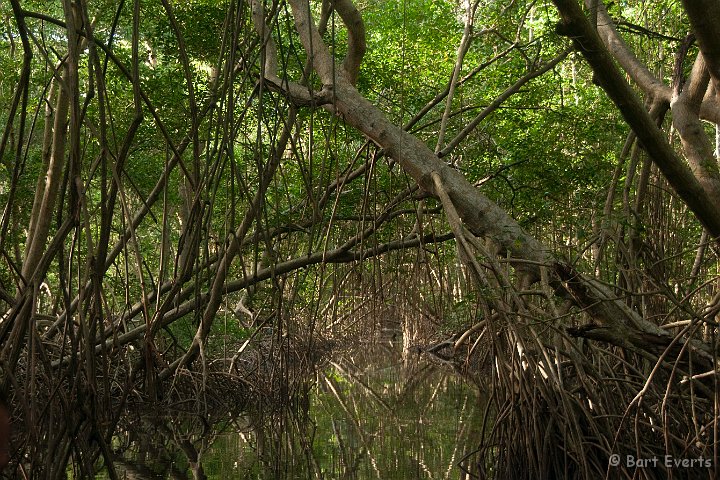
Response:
[3, 330, 332, 478]
[421, 311, 717, 479]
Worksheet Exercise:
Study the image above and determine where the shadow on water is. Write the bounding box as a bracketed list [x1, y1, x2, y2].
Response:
[108, 341, 483, 479]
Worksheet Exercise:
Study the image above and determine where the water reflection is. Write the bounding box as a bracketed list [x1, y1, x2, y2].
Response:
[111, 341, 483, 479]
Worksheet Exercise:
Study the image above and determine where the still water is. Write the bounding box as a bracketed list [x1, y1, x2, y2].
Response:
[111, 341, 483, 479]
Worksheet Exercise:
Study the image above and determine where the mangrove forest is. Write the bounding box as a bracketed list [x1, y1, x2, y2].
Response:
[1, 0, 720, 478]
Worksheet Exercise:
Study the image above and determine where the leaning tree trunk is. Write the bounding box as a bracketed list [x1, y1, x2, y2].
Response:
[254, 0, 717, 373]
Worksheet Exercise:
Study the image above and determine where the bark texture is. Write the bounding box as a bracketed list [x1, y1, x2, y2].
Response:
[269, 0, 714, 365]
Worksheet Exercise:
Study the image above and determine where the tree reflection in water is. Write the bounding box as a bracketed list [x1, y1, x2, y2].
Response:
[108, 341, 483, 479]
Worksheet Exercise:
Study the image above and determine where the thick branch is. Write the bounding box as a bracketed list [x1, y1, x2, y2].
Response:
[680, 52, 709, 107]
[22, 68, 70, 281]
[554, 0, 720, 238]
[288, 0, 342, 85]
[671, 54, 720, 203]
[282, 0, 719, 368]
[586, 0, 670, 101]
[681, 0, 720, 98]
[333, 0, 366, 85]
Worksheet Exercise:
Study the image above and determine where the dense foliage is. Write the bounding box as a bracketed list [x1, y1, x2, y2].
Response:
[1, 0, 720, 478]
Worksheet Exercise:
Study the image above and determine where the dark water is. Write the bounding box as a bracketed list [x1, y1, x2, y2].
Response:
[109, 341, 483, 479]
